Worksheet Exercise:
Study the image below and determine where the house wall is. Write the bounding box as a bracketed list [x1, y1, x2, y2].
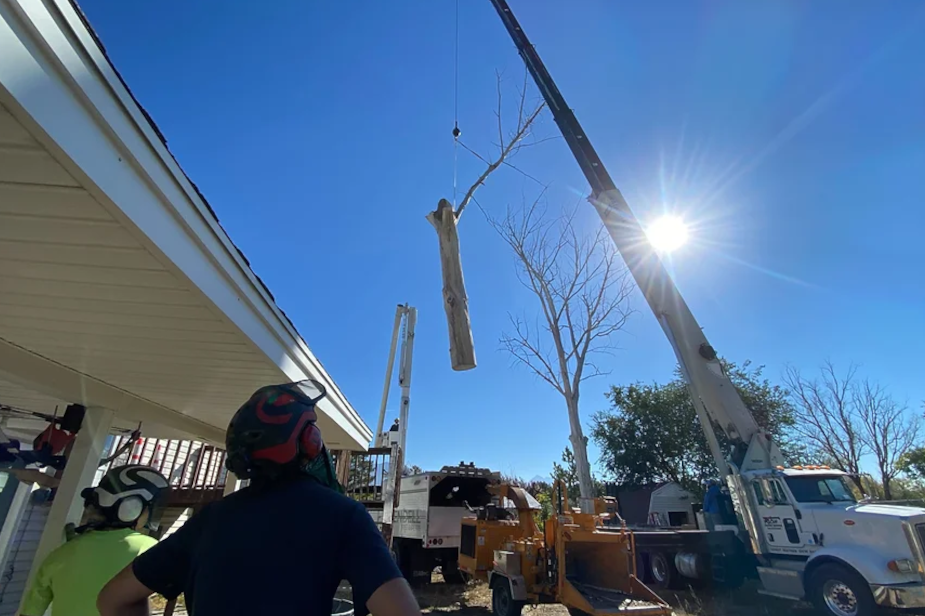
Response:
[0, 491, 49, 616]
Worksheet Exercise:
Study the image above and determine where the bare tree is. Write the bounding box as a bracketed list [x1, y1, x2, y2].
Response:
[782, 362, 867, 492]
[855, 380, 920, 500]
[488, 195, 634, 512]
[428, 71, 546, 371]
[783, 361, 922, 499]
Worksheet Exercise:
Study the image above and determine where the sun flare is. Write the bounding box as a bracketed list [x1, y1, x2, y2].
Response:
[646, 215, 689, 253]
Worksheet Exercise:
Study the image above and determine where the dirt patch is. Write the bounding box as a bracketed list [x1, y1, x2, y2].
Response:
[415, 574, 566, 616]
[658, 582, 815, 616]
[413, 575, 816, 616]
[156, 574, 823, 616]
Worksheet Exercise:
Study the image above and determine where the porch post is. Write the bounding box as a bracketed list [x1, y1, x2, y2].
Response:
[222, 471, 240, 497]
[25, 407, 113, 592]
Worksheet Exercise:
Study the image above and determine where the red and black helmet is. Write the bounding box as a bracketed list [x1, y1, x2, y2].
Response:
[225, 380, 327, 480]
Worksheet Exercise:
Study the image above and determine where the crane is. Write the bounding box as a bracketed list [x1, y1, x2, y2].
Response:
[487, 0, 782, 483]
[485, 5, 925, 616]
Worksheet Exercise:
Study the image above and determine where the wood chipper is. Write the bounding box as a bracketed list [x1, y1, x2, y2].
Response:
[459, 483, 671, 616]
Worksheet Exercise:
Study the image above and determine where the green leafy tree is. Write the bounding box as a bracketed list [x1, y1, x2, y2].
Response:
[499, 474, 555, 524]
[403, 464, 423, 476]
[593, 360, 797, 498]
[854, 474, 925, 501]
[551, 447, 604, 507]
[899, 448, 925, 481]
[534, 491, 553, 525]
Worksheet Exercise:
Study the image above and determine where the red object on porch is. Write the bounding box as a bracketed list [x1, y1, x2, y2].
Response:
[33, 425, 75, 455]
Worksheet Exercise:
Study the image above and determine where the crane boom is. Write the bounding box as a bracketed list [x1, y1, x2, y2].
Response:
[488, 0, 781, 474]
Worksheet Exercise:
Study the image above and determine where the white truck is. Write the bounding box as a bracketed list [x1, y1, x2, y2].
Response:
[392, 463, 499, 585]
[490, 2, 925, 614]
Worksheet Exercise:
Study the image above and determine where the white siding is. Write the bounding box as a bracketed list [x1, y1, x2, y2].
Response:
[0, 498, 49, 616]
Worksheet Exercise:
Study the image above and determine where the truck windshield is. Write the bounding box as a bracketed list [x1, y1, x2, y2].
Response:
[785, 475, 857, 503]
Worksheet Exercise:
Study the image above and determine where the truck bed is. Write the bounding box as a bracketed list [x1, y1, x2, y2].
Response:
[629, 527, 739, 552]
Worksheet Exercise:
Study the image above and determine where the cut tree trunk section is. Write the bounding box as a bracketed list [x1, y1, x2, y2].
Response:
[427, 199, 476, 371]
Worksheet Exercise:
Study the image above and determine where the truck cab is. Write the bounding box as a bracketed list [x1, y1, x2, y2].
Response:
[741, 467, 925, 614]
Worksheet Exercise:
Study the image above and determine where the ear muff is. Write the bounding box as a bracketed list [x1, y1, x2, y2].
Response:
[117, 495, 144, 523]
[299, 423, 323, 461]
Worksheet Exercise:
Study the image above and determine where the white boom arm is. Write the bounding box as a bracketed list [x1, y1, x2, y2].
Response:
[490, 0, 783, 475]
[374, 304, 417, 457]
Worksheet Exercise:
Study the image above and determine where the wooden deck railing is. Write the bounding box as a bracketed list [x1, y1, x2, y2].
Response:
[331, 444, 402, 544]
[100, 436, 227, 506]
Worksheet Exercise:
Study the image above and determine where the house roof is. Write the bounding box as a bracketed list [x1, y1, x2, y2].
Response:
[0, 0, 372, 448]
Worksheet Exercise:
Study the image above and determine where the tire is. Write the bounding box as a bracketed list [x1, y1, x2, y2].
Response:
[491, 577, 524, 616]
[442, 558, 465, 585]
[714, 555, 746, 590]
[635, 552, 650, 583]
[392, 540, 422, 585]
[649, 552, 681, 590]
[808, 563, 876, 616]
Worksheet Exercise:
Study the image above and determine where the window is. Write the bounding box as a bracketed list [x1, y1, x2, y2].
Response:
[769, 480, 789, 505]
[785, 475, 858, 504]
[752, 482, 766, 506]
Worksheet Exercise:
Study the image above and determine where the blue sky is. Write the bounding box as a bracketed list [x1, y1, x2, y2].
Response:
[80, 0, 925, 480]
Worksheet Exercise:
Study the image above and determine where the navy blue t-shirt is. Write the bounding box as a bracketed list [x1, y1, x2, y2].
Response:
[133, 477, 401, 615]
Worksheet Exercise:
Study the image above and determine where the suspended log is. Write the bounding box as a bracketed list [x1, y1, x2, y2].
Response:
[426, 199, 476, 371]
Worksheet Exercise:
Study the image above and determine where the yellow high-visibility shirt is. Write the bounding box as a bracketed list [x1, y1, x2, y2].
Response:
[20, 527, 157, 616]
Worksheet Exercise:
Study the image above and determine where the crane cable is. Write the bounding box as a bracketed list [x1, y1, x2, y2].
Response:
[452, 0, 460, 208]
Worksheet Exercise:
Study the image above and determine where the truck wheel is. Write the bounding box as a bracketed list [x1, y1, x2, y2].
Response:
[392, 540, 411, 582]
[635, 552, 650, 583]
[491, 577, 524, 616]
[649, 552, 680, 589]
[809, 563, 875, 616]
[442, 559, 465, 585]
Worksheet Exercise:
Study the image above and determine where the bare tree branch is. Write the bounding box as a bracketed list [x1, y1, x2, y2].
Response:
[456, 140, 492, 166]
[855, 379, 921, 499]
[455, 70, 546, 220]
[429, 70, 550, 371]
[782, 362, 867, 490]
[783, 361, 921, 499]
[487, 198, 635, 508]
[501, 316, 562, 395]
[501, 160, 546, 187]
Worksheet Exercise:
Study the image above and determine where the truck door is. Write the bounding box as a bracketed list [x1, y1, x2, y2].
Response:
[752, 478, 815, 555]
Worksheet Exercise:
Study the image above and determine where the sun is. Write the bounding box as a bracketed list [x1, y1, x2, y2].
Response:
[646, 215, 689, 253]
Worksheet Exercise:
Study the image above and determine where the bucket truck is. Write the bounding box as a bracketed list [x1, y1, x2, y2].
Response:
[488, 2, 925, 615]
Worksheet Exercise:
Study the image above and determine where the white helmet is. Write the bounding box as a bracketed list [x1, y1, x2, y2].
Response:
[81, 464, 170, 530]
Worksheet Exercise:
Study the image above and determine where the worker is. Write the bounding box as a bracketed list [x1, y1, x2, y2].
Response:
[20, 464, 169, 616]
[702, 479, 722, 531]
[98, 379, 420, 616]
